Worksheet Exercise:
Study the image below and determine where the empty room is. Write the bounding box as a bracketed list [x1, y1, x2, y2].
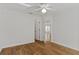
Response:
[0, 3, 79, 55]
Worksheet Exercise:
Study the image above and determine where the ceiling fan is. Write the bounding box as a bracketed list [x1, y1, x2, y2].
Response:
[19, 3, 56, 14]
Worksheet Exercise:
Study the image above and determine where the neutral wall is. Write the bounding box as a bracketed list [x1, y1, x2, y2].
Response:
[52, 4, 79, 50]
[0, 4, 38, 49]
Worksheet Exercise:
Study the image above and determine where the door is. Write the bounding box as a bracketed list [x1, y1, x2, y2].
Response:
[44, 21, 51, 42]
[35, 20, 40, 41]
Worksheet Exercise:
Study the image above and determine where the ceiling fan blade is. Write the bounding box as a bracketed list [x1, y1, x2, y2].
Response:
[46, 8, 56, 11]
[46, 8, 51, 10]
[45, 4, 49, 8]
[19, 3, 32, 7]
[34, 8, 42, 11]
[27, 8, 42, 13]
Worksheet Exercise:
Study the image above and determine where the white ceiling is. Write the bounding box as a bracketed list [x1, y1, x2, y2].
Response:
[0, 3, 79, 15]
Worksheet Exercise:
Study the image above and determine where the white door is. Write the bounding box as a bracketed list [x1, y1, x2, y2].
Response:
[44, 21, 51, 42]
[35, 20, 40, 40]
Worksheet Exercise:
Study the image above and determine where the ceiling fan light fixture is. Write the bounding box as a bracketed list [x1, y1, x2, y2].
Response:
[42, 8, 46, 14]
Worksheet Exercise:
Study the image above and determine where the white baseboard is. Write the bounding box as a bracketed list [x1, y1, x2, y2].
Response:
[0, 40, 35, 50]
[51, 40, 79, 51]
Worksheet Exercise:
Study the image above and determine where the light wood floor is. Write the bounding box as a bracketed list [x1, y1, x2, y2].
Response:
[0, 41, 79, 55]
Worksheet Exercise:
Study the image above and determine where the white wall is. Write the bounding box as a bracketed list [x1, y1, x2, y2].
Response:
[0, 4, 38, 49]
[52, 4, 79, 50]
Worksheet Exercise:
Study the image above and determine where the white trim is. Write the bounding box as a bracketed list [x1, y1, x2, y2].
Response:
[51, 41, 79, 51]
[0, 40, 34, 49]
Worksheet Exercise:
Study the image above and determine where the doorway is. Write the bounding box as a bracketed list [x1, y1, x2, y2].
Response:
[35, 19, 40, 42]
[44, 20, 51, 43]
[35, 19, 51, 43]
